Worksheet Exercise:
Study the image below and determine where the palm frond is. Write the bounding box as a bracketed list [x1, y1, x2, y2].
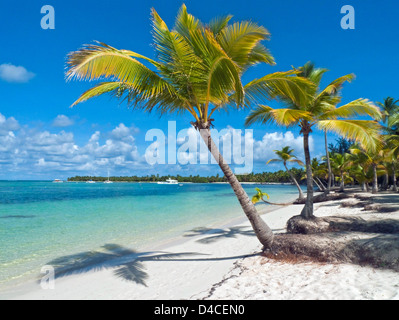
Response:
[243, 71, 315, 108]
[319, 99, 382, 121]
[66, 42, 161, 84]
[317, 120, 382, 152]
[217, 21, 274, 69]
[70, 82, 122, 107]
[288, 159, 305, 166]
[245, 105, 312, 127]
[266, 158, 283, 165]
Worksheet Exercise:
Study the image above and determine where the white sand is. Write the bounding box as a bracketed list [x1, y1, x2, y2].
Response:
[1, 193, 398, 300]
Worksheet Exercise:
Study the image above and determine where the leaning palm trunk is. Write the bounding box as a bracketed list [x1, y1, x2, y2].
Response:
[284, 163, 305, 199]
[372, 164, 378, 194]
[324, 130, 332, 192]
[301, 130, 314, 219]
[198, 124, 274, 248]
[313, 178, 324, 192]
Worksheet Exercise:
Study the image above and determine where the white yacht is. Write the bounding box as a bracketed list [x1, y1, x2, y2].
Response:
[53, 179, 63, 183]
[86, 180, 96, 184]
[104, 170, 113, 184]
[157, 178, 179, 185]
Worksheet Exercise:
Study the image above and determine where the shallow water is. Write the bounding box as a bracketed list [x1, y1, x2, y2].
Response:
[0, 181, 300, 287]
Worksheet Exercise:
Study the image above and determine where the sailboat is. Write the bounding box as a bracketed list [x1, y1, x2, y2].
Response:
[104, 170, 113, 184]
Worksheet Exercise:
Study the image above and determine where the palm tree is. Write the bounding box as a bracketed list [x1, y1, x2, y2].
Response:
[246, 62, 382, 219]
[329, 152, 351, 192]
[377, 97, 399, 125]
[65, 5, 312, 248]
[266, 146, 305, 199]
[350, 145, 386, 194]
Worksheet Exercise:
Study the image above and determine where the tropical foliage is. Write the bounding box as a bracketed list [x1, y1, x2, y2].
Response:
[245, 62, 382, 219]
[66, 5, 317, 248]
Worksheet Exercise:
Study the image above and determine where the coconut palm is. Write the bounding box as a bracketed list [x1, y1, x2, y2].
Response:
[246, 62, 382, 219]
[266, 146, 305, 199]
[377, 97, 399, 125]
[65, 5, 313, 248]
[329, 152, 351, 192]
[350, 145, 386, 194]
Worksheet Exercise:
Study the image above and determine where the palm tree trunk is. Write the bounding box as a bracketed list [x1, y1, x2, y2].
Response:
[384, 172, 389, 190]
[361, 181, 366, 191]
[372, 163, 378, 194]
[301, 131, 314, 219]
[393, 163, 398, 192]
[316, 177, 327, 190]
[197, 124, 274, 248]
[312, 178, 323, 192]
[339, 171, 345, 192]
[324, 130, 332, 192]
[284, 163, 305, 199]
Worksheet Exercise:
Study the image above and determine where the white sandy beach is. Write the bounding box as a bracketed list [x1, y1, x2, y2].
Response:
[1, 192, 399, 300]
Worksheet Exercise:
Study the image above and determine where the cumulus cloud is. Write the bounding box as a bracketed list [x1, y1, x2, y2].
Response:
[0, 115, 145, 178]
[52, 115, 75, 127]
[253, 131, 312, 166]
[0, 113, 316, 179]
[0, 113, 20, 138]
[0, 63, 35, 83]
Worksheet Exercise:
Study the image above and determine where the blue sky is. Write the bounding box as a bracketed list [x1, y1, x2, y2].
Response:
[0, 0, 397, 179]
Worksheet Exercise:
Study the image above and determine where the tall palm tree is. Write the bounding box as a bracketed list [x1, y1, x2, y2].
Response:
[65, 5, 312, 248]
[246, 62, 382, 219]
[266, 146, 305, 199]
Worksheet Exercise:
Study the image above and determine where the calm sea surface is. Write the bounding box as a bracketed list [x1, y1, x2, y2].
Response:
[0, 181, 300, 287]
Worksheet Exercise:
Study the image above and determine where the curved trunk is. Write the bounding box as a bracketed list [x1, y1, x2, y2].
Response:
[324, 130, 332, 193]
[198, 124, 274, 248]
[393, 163, 398, 192]
[313, 178, 324, 192]
[372, 163, 378, 194]
[284, 163, 305, 199]
[300, 131, 314, 219]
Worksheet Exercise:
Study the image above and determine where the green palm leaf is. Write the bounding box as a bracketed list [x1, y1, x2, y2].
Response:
[317, 120, 382, 152]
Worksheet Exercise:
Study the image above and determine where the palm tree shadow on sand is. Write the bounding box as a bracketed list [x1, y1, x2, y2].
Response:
[41, 244, 260, 287]
[42, 244, 202, 287]
[184, 226, 256, 244]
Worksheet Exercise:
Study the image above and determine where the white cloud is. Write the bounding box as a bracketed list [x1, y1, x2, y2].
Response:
[253, 131, 312, 166]
[0, 117, 145, 178]
[52, 115, 75, 127]
[0, 63, 35, 83]
[0, 113, 20, 134]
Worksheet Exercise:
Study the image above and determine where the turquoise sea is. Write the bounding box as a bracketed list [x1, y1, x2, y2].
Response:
[0, 181, 300, 288]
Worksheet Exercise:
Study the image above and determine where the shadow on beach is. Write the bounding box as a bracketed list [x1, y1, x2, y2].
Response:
[183, 226, 255, 244]
[42, 243, 261, 287]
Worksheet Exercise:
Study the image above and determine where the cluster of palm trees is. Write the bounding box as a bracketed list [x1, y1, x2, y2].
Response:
[65, 5, 389, 249]
[305, 97, 399, 195]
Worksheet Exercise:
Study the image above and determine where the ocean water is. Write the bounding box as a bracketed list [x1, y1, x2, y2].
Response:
[0, 181, 300, 288]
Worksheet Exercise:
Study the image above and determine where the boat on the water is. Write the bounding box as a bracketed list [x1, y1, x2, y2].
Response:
[86, 180, 96, 184]
[53, 179, 63, 183]
[157, 178, 179, 185]
[104, 170, 113, 184]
